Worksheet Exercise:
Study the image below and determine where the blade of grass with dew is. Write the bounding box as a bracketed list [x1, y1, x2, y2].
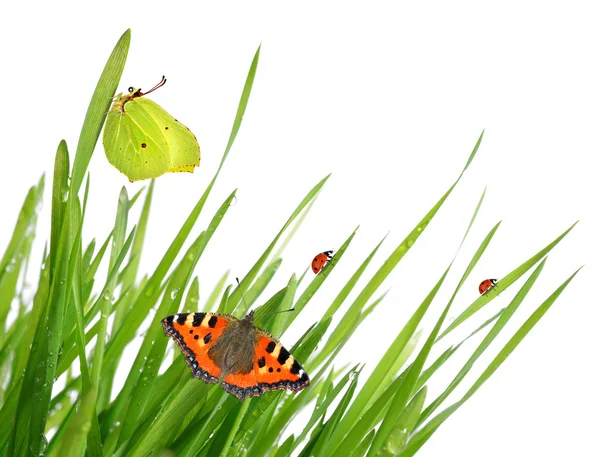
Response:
[56, 227, 138, 377]
[400, 267, 582, 457]
[49, 142, 69, 273]
[217, 399, 251, 457]
[55, 179, 105, 457]
[439, 221, 578, 339]
[0, 177, 44, 331]
[182, 276, 200, 313]
[378, 386, 428, 456]
[83, 230, 112, 285]
[12, 199, 77, 457]
[115, 180, 154, 329]
[44, 402, 77, 457]
[97, 187, 132, 411]
[0, 176, 44, 287]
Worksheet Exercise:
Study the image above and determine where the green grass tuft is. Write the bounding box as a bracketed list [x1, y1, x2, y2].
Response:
[0, 30, 580, 457]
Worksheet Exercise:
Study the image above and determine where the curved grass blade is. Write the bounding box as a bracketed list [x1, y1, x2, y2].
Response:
[70, 29, 130, 196]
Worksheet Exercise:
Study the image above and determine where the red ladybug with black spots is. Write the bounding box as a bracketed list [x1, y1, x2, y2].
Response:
[312, 250, 334, 274]
[479, 278, 497, 295]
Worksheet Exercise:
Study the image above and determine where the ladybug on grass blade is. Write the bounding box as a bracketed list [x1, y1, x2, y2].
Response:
[479, 278, 498, 295]
[312, 250, 334, 274]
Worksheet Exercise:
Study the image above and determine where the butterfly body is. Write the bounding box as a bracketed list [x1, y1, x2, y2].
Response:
[162, 310, 309, 401]
[312, 250, 334, 274]
[479, 278, 498, 295]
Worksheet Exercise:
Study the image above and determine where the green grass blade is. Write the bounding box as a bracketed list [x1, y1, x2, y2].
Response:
[349, 430, 375, 457]
[50, 141, 69, 274]
[217, 399, 250, 457]
[70, 29, 130, 196]
[378, 386, 427, 456]
[219, 46, 260, 172]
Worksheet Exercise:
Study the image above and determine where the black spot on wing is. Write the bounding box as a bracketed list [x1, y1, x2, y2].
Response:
[203, 333, 212, 344]
[290, 359, 301, 375]
[192, 313, 205, 327]
[266, 341, 276, 353]
[258, 356, 266, 368]
[277, 347, 291, 365]
[208, 315, 218, 328]
[176, 314, 187, 325]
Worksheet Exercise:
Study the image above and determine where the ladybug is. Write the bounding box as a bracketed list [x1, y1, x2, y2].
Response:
[479, 278, 498, 295]
[312, 250, 334, 274]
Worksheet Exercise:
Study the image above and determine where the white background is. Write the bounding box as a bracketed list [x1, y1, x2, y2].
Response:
[1, 1, 599, 456]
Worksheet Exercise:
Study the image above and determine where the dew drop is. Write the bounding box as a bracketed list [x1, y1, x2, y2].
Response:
[5, 259, 16, 272]
[30, 434, 48, 456]
[145, 285, 156, 298]
[170, 288, 180, 300]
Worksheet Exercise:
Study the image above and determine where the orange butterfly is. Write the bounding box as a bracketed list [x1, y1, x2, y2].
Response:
[162, 310, 310, 401]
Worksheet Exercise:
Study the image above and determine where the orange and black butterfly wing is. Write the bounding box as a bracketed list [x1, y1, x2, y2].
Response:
[220, 329, 309, 401]
[162, 312, 237, 384]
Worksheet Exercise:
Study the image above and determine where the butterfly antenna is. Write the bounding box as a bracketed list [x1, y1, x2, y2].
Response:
[258, 308, 296, 318]
[140, 76, 167, 96]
